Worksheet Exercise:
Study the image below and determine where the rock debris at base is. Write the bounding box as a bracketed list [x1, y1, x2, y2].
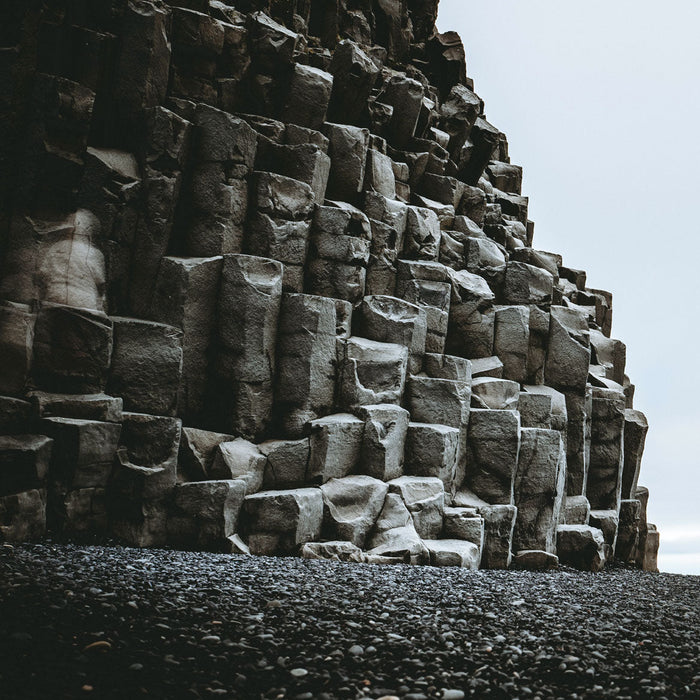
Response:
[1, 543, 698, 700]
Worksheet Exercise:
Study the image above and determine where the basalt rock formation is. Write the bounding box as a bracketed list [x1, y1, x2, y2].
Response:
[0, 0, 659, 571]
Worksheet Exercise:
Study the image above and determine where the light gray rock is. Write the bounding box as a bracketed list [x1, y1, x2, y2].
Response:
[513, 428, 566, 554]
[556, 524, 606, 572]
[466, 409, 520, 505]
[471, 378, 519, 411]
[337, 337, 408, 409]
[378, 74, 424, 148]
[404, 423, 460, 494]
[307, 413, 364, 484]
[511, 550, 559, 571]
[464, 237, 507, 292]
[589, 329, 626, 386]
[493, 305, 529, 383]
[108, 317, 183, 417]
[365, 149, 396, 199]
[301, 540, 364, 563]
[563, 387, 592, 497]
[320, 475, 389, 547]
[250, 171, 315, 221]
[210, 438, 266, 494]
[424, 539, 480, 569]
[544, 306, 591, 391]
[589, 508, 620, 561]
[526, 306, 549, 384]
[243, 487, 323, 555]
[503, 261, 553, 305]
[276, 294, 337, 437]
[622, 409, 648, 500]
[403, 206, 441, 261]
[479, 504, 517, 569]
[470, 356, 504, 379]
[259, 439, 309, 490]
[356, 404, 410, 481]
[358, 295, 427, 374]
[564, 495, 591, 525]
[388, 475, 445, 540]
[423, 353, 472, 383]
[366, 492, 430, 564]
[443, 506, 484, 550]
[587, 387, 626, 511]
[521, 385, 568, 432]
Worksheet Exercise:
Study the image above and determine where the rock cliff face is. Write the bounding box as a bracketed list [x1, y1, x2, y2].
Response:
[0, 0, 659, 571]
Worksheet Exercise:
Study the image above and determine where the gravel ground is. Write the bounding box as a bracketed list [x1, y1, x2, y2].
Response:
[0, 542, 698, 700]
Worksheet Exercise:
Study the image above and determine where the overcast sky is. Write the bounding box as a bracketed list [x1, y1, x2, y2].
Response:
[437, 0, 700, 574]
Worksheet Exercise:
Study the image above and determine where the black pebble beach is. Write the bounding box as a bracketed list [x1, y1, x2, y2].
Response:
[1, 543, 698, 699]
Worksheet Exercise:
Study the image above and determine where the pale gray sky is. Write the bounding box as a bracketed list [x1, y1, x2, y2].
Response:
[437, 0, 700, 574]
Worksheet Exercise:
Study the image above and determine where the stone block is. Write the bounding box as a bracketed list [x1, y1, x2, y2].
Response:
[614, 498, 641, 563]
[259, 438, 309, 490]
[243, 487, 323, 555]
[215, 254, 283, 438]
[276, 294, 337, 437]
[403, 206, 441, 261]
[556, 525, 606, 572]
[29, 392, 123, 424]
[479, 504, 517, 569]
[622, 409, 648, 500]
[327, 40, 380, 125]
[193, 103, 257, 166]
[388, 475, 444, 540]
[301, 541, 364, 563]
[590, 329, 626, 386]
[337, 337, 408, 409]
[513, 428, 567, 554]
[282, 63, 333, 131]
[0, 490, 46, 542]
[545, 306, 591, 391]
[149, 256, 222, 423]
[59, 487, 108, 536]
[424, 539, 480, 569]
[324, 122, 370, 203]
[521, 385, 569, 432]
[493, 305, 529, 382]
[307, 413, 364, 484]
[178, 427, 234, 481]
[443, 506, 484, 550]
[587, 388, 626, 511]
[0, 435, 53, 497]
[358, 295, 427, 374]
[356, 404, 410, 482]
[486, 161, 522, 194]
[378, 74, 424, 148]
[511, 550, 559, 571]
[211, 438, 266, 494]
[0, 397, 33, 435]
[404, 423, 460, 494]
[320, 475, 389, 547]
[466, 409, 520, 505]
[365, 149, 396, 199]
[108, 317, 183, 417]
[471, 378, 519, 411]
[171, 479, 247, 550]
[503, 261, 553, 305]
[470, 356, 504, 379]
[365, 219, 400, 297]
[366, 492, 429, 564]
[40, 417, 121, 492]
[250, 171, 315, 221]
[32, 304, 112, 394]
[423, 354, 472, 383]
[248, 11, 298, 74]
[589, 508, 620, 560]
[0, 303, 35, 395]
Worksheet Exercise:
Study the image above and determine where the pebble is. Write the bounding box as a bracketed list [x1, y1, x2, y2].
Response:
[0, 543, 697, 700]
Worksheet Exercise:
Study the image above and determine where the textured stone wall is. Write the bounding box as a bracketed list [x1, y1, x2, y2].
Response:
[0, 0, 659, 571]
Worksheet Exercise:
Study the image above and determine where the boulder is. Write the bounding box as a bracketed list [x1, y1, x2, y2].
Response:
[513, 428, 566, 554]
[493, 305, 529, 383]
[589, 509, 620, 560]
[479, 504, 517, 569]
[556, 524, 606, 572]
[403, 206, 441, 262]
[243, 488, 323, 555]
[470, 356, 504, 379]
[282, 63, 333, 131]
[564, 495, 591, 525]
[178, 427, 234, 482]
[366, 492, 429, 564]
[171, 479, 247, 550]
[301, 541, 364, 563]
[337, 337, 408, 409]
[423, 353, 472, 383]
[210, 439, 266, 494]
[320, 475, 389, 547]
[108, 317, 183, 417]
[471, 377, 519, 411]
[443, 506, 484, 549]
[259, 439, 309, 490]
[511, 550, 559, 571]
[621, 409, 648, 500]
[424, 539, 480, 569]
[307, 413, 364, 484]
[356, 404, 410, 482]
[404, 423, 460, 494]
[388, 475, 444, 540]
[503, 261, 553, 305]
[466, 409, 520, 504]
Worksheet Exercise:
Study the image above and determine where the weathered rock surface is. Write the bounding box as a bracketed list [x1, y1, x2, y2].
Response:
[0, 0, 657, 572]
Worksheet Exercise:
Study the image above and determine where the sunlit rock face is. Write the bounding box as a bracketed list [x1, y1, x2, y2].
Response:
[0, 0, 657, 573]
